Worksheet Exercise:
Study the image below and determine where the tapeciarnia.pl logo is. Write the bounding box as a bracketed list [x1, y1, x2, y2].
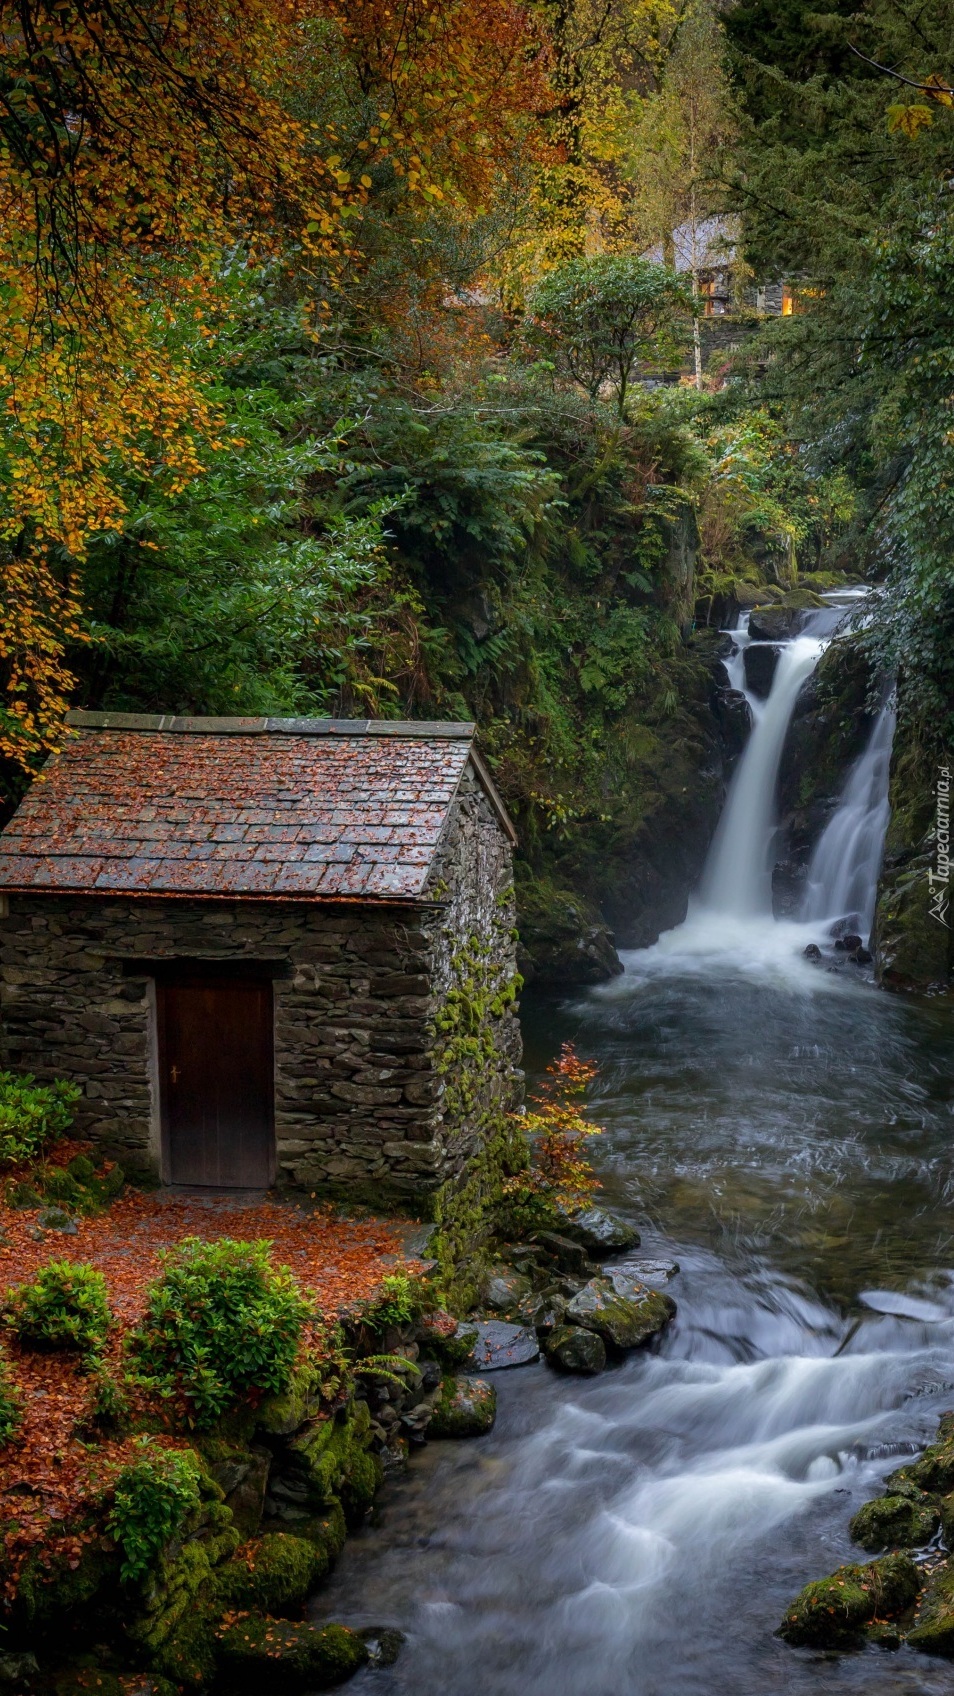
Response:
[929, 765, 950, 929]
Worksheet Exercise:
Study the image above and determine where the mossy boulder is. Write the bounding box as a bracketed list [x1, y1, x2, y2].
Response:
[564, 1274, 676, 1351]
[216, 1614, 368, 1688]
[778, 1553, 919, 1648]
[270, 1499, 347, 1569]
[428, 1376, 496, 1438]
[544, 1325, 606, 1375]
[907, 1561, 954, 1656]
[14, 1531, 120, 1627]
[885, 1419, 954, 1497]
[214, 1534, 326, 1616]
[850, 1493, 940, 1551]
[553, 1207, 639, 1256]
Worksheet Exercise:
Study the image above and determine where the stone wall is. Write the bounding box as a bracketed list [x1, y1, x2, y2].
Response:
[0, 785, 522, 1203]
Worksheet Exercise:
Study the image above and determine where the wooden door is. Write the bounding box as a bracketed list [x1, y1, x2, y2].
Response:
[158, 975, 274, 1187]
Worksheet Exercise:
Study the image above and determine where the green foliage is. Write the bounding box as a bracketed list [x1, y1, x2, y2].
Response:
[526, 255, 691, 412]
[0, 1349, 21, 1446]
[107, 1441, 203, 1583]
[359, 1272, 427, 1332]
[126, 1237, 310, 1428]
[7, 1261, 112, 1358]
[0, 1071, 80, 1166]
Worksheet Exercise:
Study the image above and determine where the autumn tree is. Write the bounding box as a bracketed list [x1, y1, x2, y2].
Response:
[0, 0, 546, 778]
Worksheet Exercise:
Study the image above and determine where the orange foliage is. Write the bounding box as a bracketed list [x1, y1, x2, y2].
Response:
[0, 0, 547, 770]
[510, 1041, 603, 1212]
[0, 1154, 415, 1592]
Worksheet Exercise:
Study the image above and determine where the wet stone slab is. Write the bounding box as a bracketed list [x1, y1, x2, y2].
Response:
[462, 1321, 540, 1370]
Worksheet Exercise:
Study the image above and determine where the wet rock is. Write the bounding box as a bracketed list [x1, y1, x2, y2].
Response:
[889, 1414, 954, 1495]
[428, 1375, 497, 1438]
[0, 1653, 39, 1690]
[852, 947, 873, 965]
[613, 1258, 679, 1287]
[778, 1552, 920, 1648]
[216, 1615, 368, 1688]
[530, 1231, 593, 1277]
[359, 1628, 406, 1668]
[803, 944, 822, 961]
[835, 933, 864, 953]
[480, 1268, 534, 1314]
[743, 643, 780, 699]
[516, 875, 622, 987]
[830, 914, 863, 938]
[564, 1273, 676, 1351]
[544, 1325, 606, 1375]
[850, 1493, 940, 1551]
[222, 1448, 271, 1536]
[36, 1207, 77, 1234]
[214, 1533, 327, 1616]
[553, 1207, 640, 1256]
[465, 1321, 540, 1371]
[516, 1291, 567, 1336]
[748, 605, 814, 642]
[907, 1561, 954, 1655]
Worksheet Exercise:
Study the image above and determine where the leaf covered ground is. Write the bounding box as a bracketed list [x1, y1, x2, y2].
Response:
[0, 1141, 415, 1596]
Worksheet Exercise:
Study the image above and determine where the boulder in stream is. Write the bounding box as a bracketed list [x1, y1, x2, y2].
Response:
[907, 1563, 954, 1656]
[216, 1615, 369, 1687]
[545, 1325, 607, 1375]
[428, 1375, 497, 1438]
[743, 643, 780, 700]
[464, 1321, 540, 1371]
[778, 1552, 919, 1648]
[564, 1273, 676, 1351]
[480, 1267, 535, 1313]
[552, 1207, 640, 1256]
[850, 1492, 940, 1551]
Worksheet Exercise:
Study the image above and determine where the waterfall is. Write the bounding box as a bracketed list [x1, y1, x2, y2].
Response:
[702, 635, 824, 917]
[801, 700, 896, 939]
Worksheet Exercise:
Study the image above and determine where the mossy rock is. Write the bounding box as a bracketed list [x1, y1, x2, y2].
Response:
[907, 1561, 954, 1656]
[340, 1444, 383, 1527]
[885, 1421, 954, 1497]
[564, 1275, 676, 1351]
[850, 1493, 940, 1551]
[15, 1532, 119, 1627]
[265, 1499, 347, 1570]
[778, 1552, 919, 1648]
[282, 1405, 378, 1513]
[214, 1534, 326, 1617]
[255, 1362, 326, 1438]
[53, 1665, 126, 1696]
[428, 1375, 496, 1438]
[216, 1614, 368, 1688]
[544, 1324, 606, 1375]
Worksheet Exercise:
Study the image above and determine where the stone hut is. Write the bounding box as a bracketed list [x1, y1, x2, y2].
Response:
[0, 713, 522, 1205]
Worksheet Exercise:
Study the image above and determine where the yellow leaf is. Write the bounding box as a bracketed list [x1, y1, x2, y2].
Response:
[887, 102, 935, 136]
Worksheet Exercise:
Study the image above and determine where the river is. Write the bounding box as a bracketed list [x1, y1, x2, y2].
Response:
[313, 600, 954, 1695]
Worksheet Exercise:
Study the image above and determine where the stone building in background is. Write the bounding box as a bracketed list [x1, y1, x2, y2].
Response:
[0, 714, 522, 1205]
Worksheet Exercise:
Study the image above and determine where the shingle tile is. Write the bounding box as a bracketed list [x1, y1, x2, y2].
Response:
[0, 726, 481, 900]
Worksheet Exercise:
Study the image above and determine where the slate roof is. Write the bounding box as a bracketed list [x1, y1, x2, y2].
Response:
[0, 714, 516, 901]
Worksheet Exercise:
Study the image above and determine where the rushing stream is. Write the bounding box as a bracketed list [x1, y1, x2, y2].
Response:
[314, 601, 954, 1695]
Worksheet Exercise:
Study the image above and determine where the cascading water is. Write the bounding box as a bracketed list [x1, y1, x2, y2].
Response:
[310, 589, 952, 1696]
[702, 635, 824, 918]
[801, 699, 896, 939]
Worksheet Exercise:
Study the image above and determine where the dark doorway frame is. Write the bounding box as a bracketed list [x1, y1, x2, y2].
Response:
[154, 966, 277, 1188]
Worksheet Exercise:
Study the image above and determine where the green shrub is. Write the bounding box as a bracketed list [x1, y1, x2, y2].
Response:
[107, 1441, 203, 1582]
[126, 1238, 310, 1428]
[361, 1271, 427, 1332]
[7, 1261, 112, 1357]
[0, 1071, 80, 1166]
[0, 1351, 21, 1446]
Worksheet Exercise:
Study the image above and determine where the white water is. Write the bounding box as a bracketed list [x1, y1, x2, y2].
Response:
[702, 636, 824, 917]
[802, 699, 896, 938]
[610, 597, 895, 984]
